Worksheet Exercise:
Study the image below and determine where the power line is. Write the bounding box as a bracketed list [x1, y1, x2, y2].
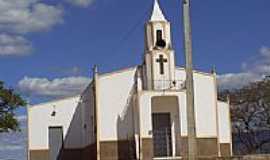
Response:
[111, 0, 153, 54]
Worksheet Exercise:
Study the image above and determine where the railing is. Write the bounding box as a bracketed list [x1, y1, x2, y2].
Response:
[153, 80, 185, 91]
[153, 128, 172, 157]
[152, 128, 183, 160]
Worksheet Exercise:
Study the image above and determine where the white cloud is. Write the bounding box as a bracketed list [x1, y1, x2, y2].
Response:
[218, 46, 270, 89]
[0, 0, 64, 34]
[18, 76, 91, 98]
[0, 0, 96, 57]
[218, 72, 261, 90]
[0, 34, 32, 55]
[66, 0, 94, 7]
[248, 46, 270, 75]
[0, 0, 63, 56]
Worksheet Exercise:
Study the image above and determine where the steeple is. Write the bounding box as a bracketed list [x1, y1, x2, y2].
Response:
[143, 0, 175, 90]
[150, 0, 167, 22]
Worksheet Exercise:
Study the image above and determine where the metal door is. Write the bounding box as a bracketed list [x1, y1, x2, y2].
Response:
[49, 127, 63, 160]
[152, 113, 172, 157]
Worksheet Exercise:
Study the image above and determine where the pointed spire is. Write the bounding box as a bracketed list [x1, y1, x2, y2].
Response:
[150, 0, 167, 22]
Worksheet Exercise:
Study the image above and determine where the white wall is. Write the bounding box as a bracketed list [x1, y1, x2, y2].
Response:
[138, 68, 218, 138]
[81, 83, 96, 146]
[138, 92, 152, 138]
[29, 81, 96, 151]
[28, 96, 82, 150]
[98, 67, 137, 141]
[175, 68, 218, 137]
[217, 101, 232, 144]
[138, 92, 186, 138]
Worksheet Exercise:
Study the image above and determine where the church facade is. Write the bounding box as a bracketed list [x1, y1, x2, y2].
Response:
[28, 1, 232, 160]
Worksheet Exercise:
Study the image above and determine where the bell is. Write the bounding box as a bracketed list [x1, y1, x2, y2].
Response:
[156, 39, 166, 48]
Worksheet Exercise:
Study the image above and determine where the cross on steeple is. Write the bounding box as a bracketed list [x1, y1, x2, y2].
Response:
[156, 55, 167, 75]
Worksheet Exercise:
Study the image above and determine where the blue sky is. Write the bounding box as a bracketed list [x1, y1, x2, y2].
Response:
[1, 0, 270, 101]
[0, 0, 270, 159]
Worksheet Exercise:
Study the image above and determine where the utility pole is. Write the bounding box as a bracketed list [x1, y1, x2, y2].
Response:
[93, 65, 100, 160]
[182, 0, 197, 159]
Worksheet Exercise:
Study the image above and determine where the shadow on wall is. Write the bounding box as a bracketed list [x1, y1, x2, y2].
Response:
[57, 101, 83, 160]
[55, 86, 96, 160]
[117, 84, 137, 160]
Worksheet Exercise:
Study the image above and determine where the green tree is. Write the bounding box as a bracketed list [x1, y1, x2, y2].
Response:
[0, 81, 26, 132]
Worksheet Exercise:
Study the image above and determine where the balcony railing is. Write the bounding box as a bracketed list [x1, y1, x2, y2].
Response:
[153, 80, 185, 91]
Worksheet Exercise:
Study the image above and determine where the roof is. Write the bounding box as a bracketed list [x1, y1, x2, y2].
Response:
[150, 0, 167, 22]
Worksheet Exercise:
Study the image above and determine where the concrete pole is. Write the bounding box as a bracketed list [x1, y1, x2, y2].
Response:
[93, 65, 100, 160]
[182, 0, 197, 159]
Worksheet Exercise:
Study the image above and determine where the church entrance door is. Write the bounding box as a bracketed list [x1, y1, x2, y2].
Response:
[152, 113, 172, 157]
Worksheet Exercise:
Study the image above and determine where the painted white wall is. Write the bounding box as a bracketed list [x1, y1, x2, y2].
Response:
[217, 101, 232, 144]
[152, 52, 170, 82]
[139, 68, 218, 137]
[178, 93, 187, 136]
[98, 68, 137, 141]
[28, 65, 226, 150]
[175, 68, 218, 137]
[138, 93, 152, 138]
[28, 96, 82, 150]
[28, 81, 96, 151]
[81, 83, 96, 146]
[193, 72, 218, 137]
[138, 91, 186, 138]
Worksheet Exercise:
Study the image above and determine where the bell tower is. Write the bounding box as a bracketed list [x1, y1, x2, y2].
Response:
[143, 0, 176, 90]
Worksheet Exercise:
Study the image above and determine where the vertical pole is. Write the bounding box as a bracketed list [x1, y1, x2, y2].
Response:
[93, 65, 100, 160]
[27, 100, 30, 160]
[182, 0, 197, 159]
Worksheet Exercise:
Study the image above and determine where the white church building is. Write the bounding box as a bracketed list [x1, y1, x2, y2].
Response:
[28, 1, 232, 160]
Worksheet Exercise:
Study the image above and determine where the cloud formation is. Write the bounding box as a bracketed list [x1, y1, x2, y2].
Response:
[66, 0, 94, 7]
[0, 0, 64, 34]
[0, 34, 32, 55]
[218, 46, 270, 90]
[18, 76, 91, 98]
[0, 0, 96, 56]
[218, 72, 261, 90]
[0, 0, 64, 56]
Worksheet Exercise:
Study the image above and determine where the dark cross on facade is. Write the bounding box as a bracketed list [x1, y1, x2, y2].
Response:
[156, 55, 167, 75]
